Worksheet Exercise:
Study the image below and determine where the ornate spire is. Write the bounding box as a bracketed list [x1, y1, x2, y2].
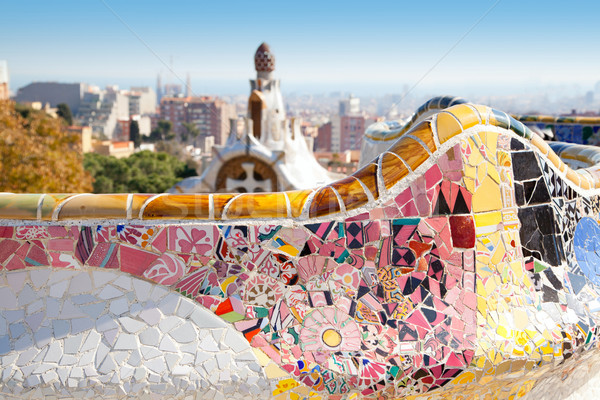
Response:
[254, 42, 275, 73]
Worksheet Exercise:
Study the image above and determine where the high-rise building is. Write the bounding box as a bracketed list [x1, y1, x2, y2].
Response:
[159, 96, 236, 146]
[0, 61, 9, 100]
[339, 94, 360, 116]
[127, 87, 157, 116]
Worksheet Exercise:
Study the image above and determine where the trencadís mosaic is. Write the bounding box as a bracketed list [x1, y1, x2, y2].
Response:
[1, 100, 600, 398]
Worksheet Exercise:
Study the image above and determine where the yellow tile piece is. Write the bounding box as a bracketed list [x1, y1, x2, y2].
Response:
[0, 194, 42, 220]
[448, 104, 480, 131]
[497, 150, 512, 168]
[380, 152, 409, 190]
[308, 186, 342, 218]
[58, 194, 129, 219]
[471, 105, 490, 124]
[486, 163, 502, 184]
[40, 194, 72, 220]
[225, 192, 289, 219]
[472, 176, 503, 213]
[436, 112, 463, 143]
[265, 363, 290, 379]
[388, 136, 430, 172]
[252, 348, 272, 367]
[142, 194, 211, 219]
[331, 176, 369, 211]
[407, 120, 437, 153]
[287, 189, 313, 218]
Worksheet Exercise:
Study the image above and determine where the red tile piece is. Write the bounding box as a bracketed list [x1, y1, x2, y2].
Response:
[449, 215, 475, 248]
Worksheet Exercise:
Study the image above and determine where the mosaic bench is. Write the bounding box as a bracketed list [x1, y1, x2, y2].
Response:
[1, 100, 600, 399]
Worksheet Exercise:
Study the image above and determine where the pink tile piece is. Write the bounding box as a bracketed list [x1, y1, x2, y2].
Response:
[48, 239, 74, 252]
[424, 164, 442, 190]
[143, 253, 186, 286]
[168, 226, 218, 256]
[49, 252, 81, 269]
[5, 255, 25, 271]
[0, 227, 13, 238]
[0, 240, 20, 264]
[87, 242, 120, 269]
[120, 245, 160, 277]
[150, 228, 167, 252]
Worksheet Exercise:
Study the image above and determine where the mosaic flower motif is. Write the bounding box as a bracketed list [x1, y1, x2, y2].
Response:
[143, 253, 186, 285]
[297, 255, 327, 282]
[300, 307, 360, 352]
[117, 225, 157, 248]
[243, 274, 284, 308]
[15, 226, 48, 240]
[168, 226, 216, 256]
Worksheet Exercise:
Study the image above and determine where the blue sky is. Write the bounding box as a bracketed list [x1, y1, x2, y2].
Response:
[2, 0, 600, 95]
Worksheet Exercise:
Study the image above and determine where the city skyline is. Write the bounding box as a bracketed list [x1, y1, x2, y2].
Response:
[3, 0, 600, 97]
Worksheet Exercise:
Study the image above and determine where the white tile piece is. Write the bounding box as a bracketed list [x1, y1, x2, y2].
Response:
[199, 335, 219, 352]
[64, 333, 84, 354]
[30, 269, 51, 289]
[109, 298, 129, 315]
[96, 314, 118, 332]
[25, 312, 44, 332]
[177, 300, 195, 318]
[0, 287, 17, 309]
[95, 342, 110, 366]
[92, 270, 116, 288]
[59, 354, 77, 366]
[97, 285, 123, 300]
[80, 330, 100, 353]
[77, 349, 94, 366]
[44, 342, 63, 363]
[158, 335, 178, 353]
[139, 308, 161, 326]
[127, 349, 142, 367]
[141, 345, 162, 360]
[49, 280, 69, 299]
[17, 284, 37, 307]
[189, 308, 226, 329]
[71, 318, 94, 334]
[114, 333, 138, 350]
[118, 317, 146, 333]
[6, 271, 26, 293]
[139, 327, 160, 346]
[45, 298, 61, 319]
[26, 299, 44, 315]
[132, 280, 152, 302]
[68, 272, 92, 294]
[169, 322, 196, 343]
[224, 329, 249, 354]
[158, 293, 180, 315]
[145, 357, 167, 374]
[158, 316, 182, 333]
[113, 276, 132, 291]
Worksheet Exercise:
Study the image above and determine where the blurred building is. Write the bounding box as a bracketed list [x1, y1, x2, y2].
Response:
[159, 96, 236, 146]
[0, 61, 8, 100]
[15, 82, 85, 114]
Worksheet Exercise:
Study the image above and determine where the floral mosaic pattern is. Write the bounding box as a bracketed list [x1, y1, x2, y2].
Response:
[1, 101, 600, 398]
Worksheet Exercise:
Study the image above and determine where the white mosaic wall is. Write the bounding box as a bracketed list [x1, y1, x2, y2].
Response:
[0, 268, 274, 399]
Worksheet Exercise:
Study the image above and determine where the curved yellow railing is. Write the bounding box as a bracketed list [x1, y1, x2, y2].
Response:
[1, 102, 600, 222]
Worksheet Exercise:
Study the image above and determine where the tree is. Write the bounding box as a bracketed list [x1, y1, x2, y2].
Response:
[56, 103, 73, 126]
[146, 120, 174, 142]
[129, 120, 141, 148]
[182, 122, 200, 144]
[0, 101, 92, 192]
[84, 150, 197, 193]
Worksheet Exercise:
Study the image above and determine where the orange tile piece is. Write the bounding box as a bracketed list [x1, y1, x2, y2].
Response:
[352, 163, 379, 200]
[58, 194, 129, 219]
[408, 120, 437, 153]
[436, 112, 463, 144]
[388, 136, 430, 172]
[330, 176, 369, 211]
[41, 194, 73, 220]
[380, 152, 410, 190]
[225, 193, 289, 219]
[142, 194, 210, 219]
[0, 194, 42, 220]
[530, 135, 550, 156]
[131, 194, 153, 218]
[213, 194, 236, 220]
[308, 186, 341, 218]
[447, 104, 480, 131]
[287, 189, 313, 218]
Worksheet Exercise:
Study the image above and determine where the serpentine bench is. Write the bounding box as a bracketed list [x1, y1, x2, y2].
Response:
[1, 98, 600, 399]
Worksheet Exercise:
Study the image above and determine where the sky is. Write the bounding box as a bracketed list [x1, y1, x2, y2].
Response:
[2, 0, 600, 96]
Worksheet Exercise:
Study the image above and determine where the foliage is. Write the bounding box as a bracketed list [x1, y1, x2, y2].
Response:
[146, 120, 174, 142]
[0, 101, 92, 193]
[129, 120, 141, 148]
[181, 122, 200, 144]
[56, 103, 73, 126]
[84, 150, 197, 193]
